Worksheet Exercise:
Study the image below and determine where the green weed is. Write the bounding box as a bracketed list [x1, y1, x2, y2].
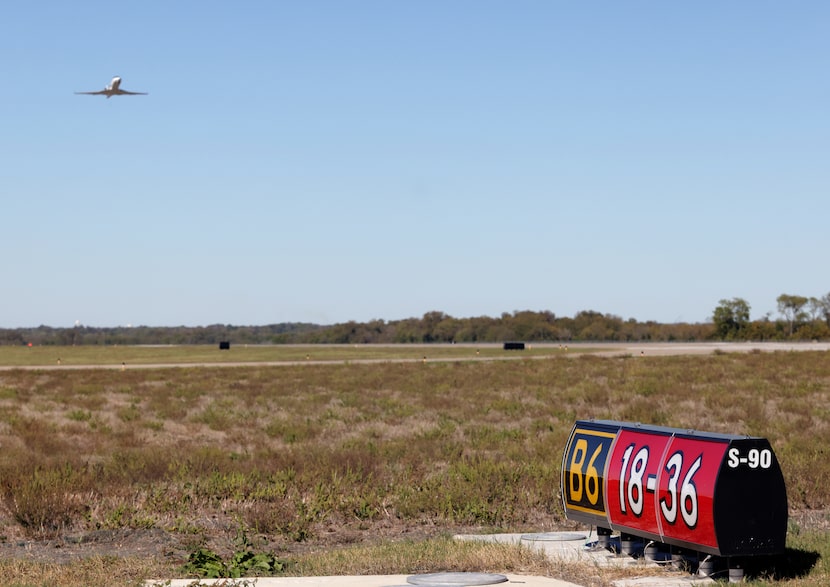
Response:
[182, 530, 283, 578]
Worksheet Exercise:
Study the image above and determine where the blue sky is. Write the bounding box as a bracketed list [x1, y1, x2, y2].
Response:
[3, 2, 828, 328]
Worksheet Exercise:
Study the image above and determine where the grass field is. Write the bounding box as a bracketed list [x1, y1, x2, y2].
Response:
[0, 347, 827, 586]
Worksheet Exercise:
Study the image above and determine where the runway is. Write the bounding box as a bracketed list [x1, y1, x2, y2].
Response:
[3, 341, 828, 371]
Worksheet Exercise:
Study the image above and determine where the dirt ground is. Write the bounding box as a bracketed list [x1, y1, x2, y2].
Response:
[0, 516, 474, 567]
[0, 510, 826, 569]
[0, 528, 184, 565]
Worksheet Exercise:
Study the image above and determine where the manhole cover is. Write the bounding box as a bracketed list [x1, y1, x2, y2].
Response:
[520, 532, 587, 542]
[407, 572, 509, 586]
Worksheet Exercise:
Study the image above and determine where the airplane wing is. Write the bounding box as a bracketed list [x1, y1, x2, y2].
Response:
[74, 77, 148, 97]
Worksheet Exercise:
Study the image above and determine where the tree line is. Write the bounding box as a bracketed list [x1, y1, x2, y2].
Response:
[712, 293, 830, 341]
[2, 292, 828, 346]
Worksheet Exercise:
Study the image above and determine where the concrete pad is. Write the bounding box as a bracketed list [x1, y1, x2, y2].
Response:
[452, 532, 714, 586]
[454, 533, 647, 568]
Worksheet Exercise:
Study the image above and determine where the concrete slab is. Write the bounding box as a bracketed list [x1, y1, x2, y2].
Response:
[454, 533, 645, 568]
[452, 532, 715, 587]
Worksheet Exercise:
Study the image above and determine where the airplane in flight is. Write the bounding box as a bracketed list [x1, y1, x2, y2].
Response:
[75, 76, 148, 98]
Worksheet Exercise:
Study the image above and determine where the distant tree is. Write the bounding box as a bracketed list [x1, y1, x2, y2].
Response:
[420, 311, 449, 342]
[807, 297, 823, 322]
[511, 310, 557, 341]
[742, 313, 775, 341]
[455, 316, 498, 342]
[571, 310, 604, 340]
[391, 318, 422, 343]
[433, 316, 461, 342]
[808, 294, 830, 327]
[795, 319, 830, 341]
[777, 294, 809, 336]
[712, 298, 751, 340]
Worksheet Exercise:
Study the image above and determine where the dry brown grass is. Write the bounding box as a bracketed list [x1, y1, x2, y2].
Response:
[283, 536, 677, 587]
[0, 556, 170, 587]
[0, 350, 828, 585]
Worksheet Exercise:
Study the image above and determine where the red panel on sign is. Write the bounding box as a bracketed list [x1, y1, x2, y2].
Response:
[656, 436, 727, 549]
[606, 430, 672, 538]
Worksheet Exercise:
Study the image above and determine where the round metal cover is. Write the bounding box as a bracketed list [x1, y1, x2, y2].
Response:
[407, 572, 508, 586]
[520, 532, 586, 542]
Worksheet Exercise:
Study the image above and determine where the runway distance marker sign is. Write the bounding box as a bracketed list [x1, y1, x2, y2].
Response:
[561, 420, 787, 557]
